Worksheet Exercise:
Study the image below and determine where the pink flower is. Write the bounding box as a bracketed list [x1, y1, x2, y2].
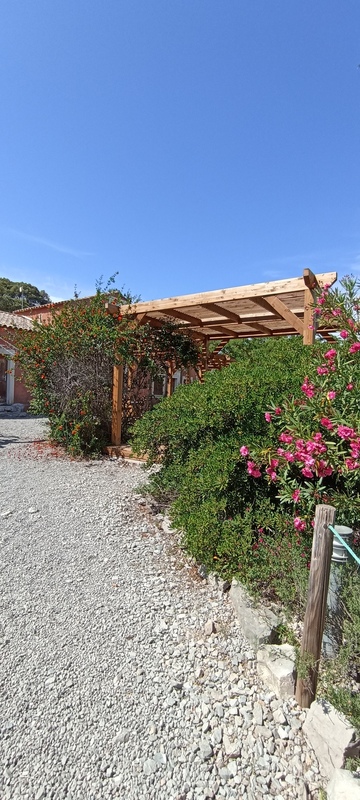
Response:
[317, 297, 325, 306]
[301, 379, 315, 399]
[349, 342, 360, 354]
[327, 391, 336, 400]
[301, 467, 314, 478]
[317, 366, 329, 375]
[324, 349, 337, 360]
[292, 489, 301, 503]
[284, 451, 295, 462]
[312, 432, 323, 442]
[317, 460, 333, 477]
[277, 447, 285, 455]
[264, 412, 272, 423]
[266, 468, 277, 481]
[320, 417, 333, 430]
[337, 425, 356, 439]
[274, 407, 282, 416]
[279, 432, 293, 444]
[332, 309, 341, 317]
[345, 458, 360, 471]
[240, 445, 249, 456]
[247, 461, 262, 478]
[340, 330, 349, 339]
[347, 383, 354, 391]
[294, 517, 306, 532]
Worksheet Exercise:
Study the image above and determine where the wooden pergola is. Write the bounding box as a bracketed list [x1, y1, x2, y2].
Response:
[107, 268, 338, 447]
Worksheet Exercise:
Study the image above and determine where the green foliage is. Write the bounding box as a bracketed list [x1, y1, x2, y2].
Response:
[0, 276, 50, 311]
[15, 284, 200, 456]
[132, 336, 313, 609]
[242, 275, 360, 532]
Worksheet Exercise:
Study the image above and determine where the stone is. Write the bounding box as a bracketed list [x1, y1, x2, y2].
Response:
[303, 699, 356, 780]
[113, 729, 130, 744]
[327, 769, 360, 800]
[204, 620, 217, 636]
[256, 644, 296, 699]
[223, 733, 241, 757]
[28, 507, 39, 514]
[153, 752, 167, 765]
[143, 758, 157, 775]
[230, 579, 280, 649]
[253, 701, 263, 726]
[199, 740, 213, 761]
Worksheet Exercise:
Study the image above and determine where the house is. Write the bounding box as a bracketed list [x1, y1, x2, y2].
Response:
[0, 311, 33, 406]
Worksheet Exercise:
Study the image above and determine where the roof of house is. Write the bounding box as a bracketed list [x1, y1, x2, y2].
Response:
[0, 311, 34, 330]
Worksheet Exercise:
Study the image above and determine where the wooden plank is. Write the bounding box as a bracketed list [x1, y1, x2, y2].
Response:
[160, 308, 204, 326]
[303, 286, 315, 345]
[201, 303, 241, 324]
[130, 272, 337, 314]
[247, 321, 273, 335]
[258, 295, 304, 335]
[295, 504, 336, 708]
[111, 363, 124, 446]
[204, 324, 238, 337]
[303, 268, 319, 291]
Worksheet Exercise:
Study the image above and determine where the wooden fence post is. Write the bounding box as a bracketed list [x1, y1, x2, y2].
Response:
[111, 363, 124, 446]
[295, 504, 336, 708]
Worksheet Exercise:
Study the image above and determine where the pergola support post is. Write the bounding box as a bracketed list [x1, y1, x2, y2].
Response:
[111, 362, 124, 445]
[303, 269, 318, 345]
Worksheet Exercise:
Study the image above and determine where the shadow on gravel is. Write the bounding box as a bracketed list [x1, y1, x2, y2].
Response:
[0, 435, 22, 448]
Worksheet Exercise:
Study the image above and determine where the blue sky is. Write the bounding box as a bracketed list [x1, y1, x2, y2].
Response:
[1, 1, 360, 302]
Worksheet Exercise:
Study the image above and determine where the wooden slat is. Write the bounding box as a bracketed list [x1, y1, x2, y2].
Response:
[160, 308, 204, 326]
[201, 303, 241, 324]
[204, 324, 239, 337]
[247, 321, 273, 335]
[111, 363, 124, 446]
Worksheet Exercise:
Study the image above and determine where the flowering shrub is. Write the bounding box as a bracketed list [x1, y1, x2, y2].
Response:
[239, 276, 360, 531]
[15, 282, 199, 456]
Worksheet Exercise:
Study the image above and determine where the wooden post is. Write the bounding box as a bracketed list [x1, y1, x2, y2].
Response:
[295, 504, 336, 708]
[111, 363, 124, 445]
[303, 268, 318, 345]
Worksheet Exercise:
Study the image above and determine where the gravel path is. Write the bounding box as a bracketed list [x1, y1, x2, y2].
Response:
[0, 417, 324, 800]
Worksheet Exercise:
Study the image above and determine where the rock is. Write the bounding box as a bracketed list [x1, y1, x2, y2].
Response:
[257, 644, 296, 699]
[35, 788, 45, 800]
[153, 752, 167, 765]
[204, 620, 217, 636]
[198, 564, 207, 579]
[143, 758, 157, 775]
[211, 726, 223, 745]
[230, 579, 280, 648]
[199, 740, 213, 761]
[28, 507, 39, 514]
[327, 769, 360, 799]
[113, 730, 130, 744]
[303, 699, 356, 780]
[218, 766, 231, 781]
[112, 775, 122, 787]
[253, 701, 263, 726]
[223, 733, 241, 757]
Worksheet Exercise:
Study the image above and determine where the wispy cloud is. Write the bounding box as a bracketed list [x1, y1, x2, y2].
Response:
[253, 247, 360, 282]
[6, 228, 94, 258]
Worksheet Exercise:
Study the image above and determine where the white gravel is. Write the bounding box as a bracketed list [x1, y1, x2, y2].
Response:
[0, 417, 324, 800]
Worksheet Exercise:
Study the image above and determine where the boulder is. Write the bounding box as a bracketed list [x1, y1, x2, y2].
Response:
[230, 579, 280, 648]
[303, 699, 356, 780]
[327, 769, 360, 799]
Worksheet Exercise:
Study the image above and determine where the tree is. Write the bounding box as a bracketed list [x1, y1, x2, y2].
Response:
[0, 277, 50, 312]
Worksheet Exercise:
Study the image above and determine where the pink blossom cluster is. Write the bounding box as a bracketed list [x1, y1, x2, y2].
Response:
[301, 377, 316, 399]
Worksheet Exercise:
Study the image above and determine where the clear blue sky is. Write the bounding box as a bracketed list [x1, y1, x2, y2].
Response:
[1, 1, 359, 302]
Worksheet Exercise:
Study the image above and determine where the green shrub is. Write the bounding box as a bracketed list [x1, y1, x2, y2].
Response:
[132, 336, 314, 609]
